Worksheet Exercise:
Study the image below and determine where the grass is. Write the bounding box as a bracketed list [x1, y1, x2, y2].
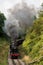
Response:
[0, 38, 9, 65]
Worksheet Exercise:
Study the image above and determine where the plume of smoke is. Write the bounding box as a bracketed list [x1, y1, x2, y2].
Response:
[4, 2, 36, 40]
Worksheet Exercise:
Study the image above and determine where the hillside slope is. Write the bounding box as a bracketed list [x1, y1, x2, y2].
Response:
[0, 38, 9, 65]
[19, 17, 43, 65]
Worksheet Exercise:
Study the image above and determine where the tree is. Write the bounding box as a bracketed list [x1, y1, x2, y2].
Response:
[0, 12, 6, 36]
[39, 3, 43, 17]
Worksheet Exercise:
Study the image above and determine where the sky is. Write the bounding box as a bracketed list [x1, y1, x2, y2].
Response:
[0, 0, 43, 17]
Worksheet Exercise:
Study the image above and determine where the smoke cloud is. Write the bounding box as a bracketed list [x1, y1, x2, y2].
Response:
[4, 2, 36, 40]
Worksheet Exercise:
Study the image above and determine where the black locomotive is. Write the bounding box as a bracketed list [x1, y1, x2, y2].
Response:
[10, 38, 24, 59]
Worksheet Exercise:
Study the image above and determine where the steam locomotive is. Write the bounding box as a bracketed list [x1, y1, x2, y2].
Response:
[10, 38, 24, 59]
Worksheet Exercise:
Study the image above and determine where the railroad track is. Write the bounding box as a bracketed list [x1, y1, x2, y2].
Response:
[8, 58, 25, 65]
[12, 59, 25, 65]
[8, 53, 25, 65]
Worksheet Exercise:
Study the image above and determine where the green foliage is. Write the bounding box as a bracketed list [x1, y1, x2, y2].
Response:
[0, 12, 6, 36]
[20, 5, 43, 65]
[39, 3, 43, 17]
[0, 12, 6, 26]
[0, 12, 9, 65]
[0, 38, 9, 65]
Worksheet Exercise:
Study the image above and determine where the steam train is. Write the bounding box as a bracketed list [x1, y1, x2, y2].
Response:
[10, 45, 20, 59]
[10, 38, 24, 59]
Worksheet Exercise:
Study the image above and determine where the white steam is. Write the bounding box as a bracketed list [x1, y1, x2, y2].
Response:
[4, 2, 36, 39]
